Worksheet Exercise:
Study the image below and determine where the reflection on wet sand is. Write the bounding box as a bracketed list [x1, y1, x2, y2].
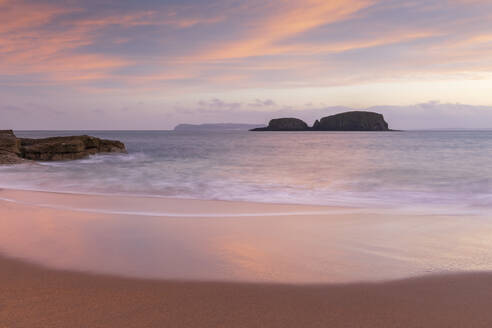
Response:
[1, 188, 492, 283]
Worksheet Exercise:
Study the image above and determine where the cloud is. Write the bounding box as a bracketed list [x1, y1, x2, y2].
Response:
[2, 0, 492, 130]
[248, 99, 276, 107]
[185, 98, 277, 114]
[3, 0, 492, 91]
[0, 0, 224, 86]
[192, 0, 375, 61]
[372, 102, 492, 129]
[197, 98, 243, 111]
[0, 1, 129, 83]
[0, 105, 23, 112]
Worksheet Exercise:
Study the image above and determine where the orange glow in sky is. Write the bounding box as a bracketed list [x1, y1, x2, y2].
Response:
[1, 0, 492, 129]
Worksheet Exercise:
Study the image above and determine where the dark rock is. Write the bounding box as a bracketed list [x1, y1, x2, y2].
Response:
[0, 130, 23, 164]
[251, 118, 309, 131]
[0, 130, 21, 154]
[312, 111, 389, 131]
[249, 111, 391, 132]
[0, 131, 127, 164]
[99, 139, 127, 153]
[19, 136, 126, 161]
[0, 154, 25, 164]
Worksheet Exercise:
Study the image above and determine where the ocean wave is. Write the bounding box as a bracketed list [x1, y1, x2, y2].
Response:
[1, 130, 491, 214]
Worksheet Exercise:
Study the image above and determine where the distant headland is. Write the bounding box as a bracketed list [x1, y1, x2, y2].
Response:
[174, 123, 264, 131]
[251, 111, 390, 131]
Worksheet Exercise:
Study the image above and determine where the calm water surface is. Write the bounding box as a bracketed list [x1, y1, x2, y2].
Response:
[2, 130, 492, 213]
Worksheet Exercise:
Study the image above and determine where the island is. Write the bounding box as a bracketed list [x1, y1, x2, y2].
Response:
[0, 130, 126, 164]
[250, 118, 308, 131]
[250, 111, 390, 131]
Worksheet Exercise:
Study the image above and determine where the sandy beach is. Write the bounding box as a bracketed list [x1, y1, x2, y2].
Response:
[1, 188, 492, 327]
[3, 254, 492, 327]
[2, 188, 492, 283]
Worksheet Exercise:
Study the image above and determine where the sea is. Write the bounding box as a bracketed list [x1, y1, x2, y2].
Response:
[2, 130, 492, 215]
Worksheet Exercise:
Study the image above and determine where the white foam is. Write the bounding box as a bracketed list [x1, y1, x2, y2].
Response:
[0, 195, 366, 217]
[1, 131, 491, 214]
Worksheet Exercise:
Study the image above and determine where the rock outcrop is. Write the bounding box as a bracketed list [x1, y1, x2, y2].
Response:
[0, 130, 24, 164]
[312, 111, 389, 131]
[0, 131, 126, 164]
[251, 111, 391, 132]
[250, 118, 309, 131]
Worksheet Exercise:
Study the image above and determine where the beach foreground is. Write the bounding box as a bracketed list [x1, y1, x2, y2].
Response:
[1, 189, 492, 326]
[1, 188, 492, 283]
[2, 254, 492, 327]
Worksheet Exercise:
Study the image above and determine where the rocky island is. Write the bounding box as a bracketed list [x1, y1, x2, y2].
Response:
[251, 111, 390, 131]
[0, 130, 126, 164]
[251, 118, 309, 131]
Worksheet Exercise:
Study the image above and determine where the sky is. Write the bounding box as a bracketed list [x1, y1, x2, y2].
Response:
[1, 0, 492, 130]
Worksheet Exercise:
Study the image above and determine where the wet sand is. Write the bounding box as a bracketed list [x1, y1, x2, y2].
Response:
[2, 255, 492, 327]
[2, 188, 492, 283]
[1, 188, 492, 326]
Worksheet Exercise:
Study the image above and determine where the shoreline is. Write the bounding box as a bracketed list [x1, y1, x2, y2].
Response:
[1, 187, 492, 283]
[3, 188, 492, 326]
[0, 184, 370, 212]
[0, 186, 485, 217]
[2, 254, 492, 327]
